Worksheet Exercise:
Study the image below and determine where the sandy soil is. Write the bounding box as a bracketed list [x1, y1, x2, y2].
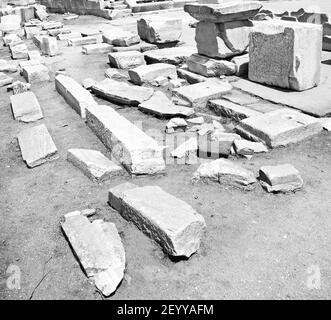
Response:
[1, 1, 331, 300]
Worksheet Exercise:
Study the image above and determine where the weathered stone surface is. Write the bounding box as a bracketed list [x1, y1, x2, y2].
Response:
[108, 183, 206, 257]
[9, 42, 28, 59]
[3, 33, 22, 46]
[192, 158, 256, 187]
[55, 74, 97, 118]
[0, 14, 20, 33]
[138, 91, 194, 118]
[0, 59, 18, 73]
[249, 21, 322, 91]
[231, 53, 249, 77]
[173, 79, 232, 109]
[86, 105, 165, 175]
[68, 36, 99, 46]
[259, 164, 303, 193]
[28, 50, 41, 61]
[108, 51, 146, 69]
[233, 139, 268, 155]
[7, 80, 31, 94]
[19, 59, 42, 73]
[67, 149, 123, 182]
[0, 72, 13, 87]
[82, 78, 97, 89]
[91, 78, 153, 107]
[144, 46, 196, 66]
[195, 20, 253, 59]
[24, 26, 40, 39]
[104, 68, 128, 81]
[187, 53, 236, 77]
[17, 124, 58, 168]
[41, 36, 58, 56]
[61, 213, 125, 296]
[170, 136, 198, 160]
[129, 63, 177, 85]
[41, 21, 63, 30]
[208, 99, 261, 121]
[177, 68, 207, 84]
[137, 16, 182, 44]
[22, 64, 50, 83]
[82, 43, 113, 54]
[319, 118, 331, 131]
[184, 2, 262, 23]
[168, 78, 186, 90]
[10, 91, 43, 122]
[103, 29, 140, 47]
[57, 32, 81, 41]
[236, 109, 323, 148]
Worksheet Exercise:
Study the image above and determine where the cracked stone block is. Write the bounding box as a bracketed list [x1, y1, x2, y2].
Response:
[108, 183, 206, 257]
[259, 164, 303, 193]
[17, 124, 58, 168]
[67, 149, 123, 182]
[22, 64, 50, 84]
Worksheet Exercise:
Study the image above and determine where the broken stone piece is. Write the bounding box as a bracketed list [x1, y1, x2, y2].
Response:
[108, 183, 206, 257]
[17, 124, 58, 168]
[233, 139, 268, 155]
[0, 72, 13, 87]
[103, 29, 140, 47]
[61, 214, 125, 296]
[104, 68, 128, 81]
[67, 149, 123, 182]
[259, 164, 303, 193]
[82, 43, 113, 55]
[108, 51, 146, 69]
[9, 42, 29, 60]
[170, 136, 198, 160]
[41, 36, 58, 56]
[7, 80, 31, 94]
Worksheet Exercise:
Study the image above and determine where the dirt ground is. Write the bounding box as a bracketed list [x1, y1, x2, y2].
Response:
[1, 1, 331, 300]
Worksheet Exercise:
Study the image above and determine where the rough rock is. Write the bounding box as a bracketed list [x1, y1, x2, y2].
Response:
[22, 64, 50, 83]
[28, 50, 41, 61]
[104, 68, 128, 81]
[259, 164, 303, 193]
[170, 136, 198, 161]
[82, 43, 113, 55]
[9, 42, 28, 59]
[7, 80, 31, 94]
[108, 51, 146, 69]
[233, 139, 268, 156]
[17, 124, 58, 168]
[177, 68, 207, 84]
[86, 105, 165, 175]
[67, 149, 123, 182]
[68, 36, 99, 46]
[108, 183, 206, 257]
[103, 29, 140, 47]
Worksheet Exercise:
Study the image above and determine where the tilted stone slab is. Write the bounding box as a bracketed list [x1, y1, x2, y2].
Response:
[91, 78, 154, 107]
[128, 63, 177, 85]
[102, 29, 140, 47]
[249, 21, 322, 91]
[137, 16, 182, 44]
[61, 212, 125, 296]
[10, 91, 43, 123]
[108, 51, 146, 69]
[67, 149, 123, 182]
[86, 104, 165, 175]
[173, 79, 232, 109]
[236, 109, 323, 148]
[17, 124, 58, 168]
[55, 74, 98, 118]
[108, 183, 206, 257]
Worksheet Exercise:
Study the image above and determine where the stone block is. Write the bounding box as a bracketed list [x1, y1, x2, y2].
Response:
[68, 36, 99, 46]
[22, 64, 49, 83]
[177, 68, 207, 84]
[108, 184, 206, 257]
[82, 43, 113, 55]
[41, 36, 58, 56]
[231, 53, 249, 77]
[102, 29, 140, 47]
[0, 72, 13, 87]
[9, 42, 28, 59]
[233, 139, 268, 155]
[108, 51, 146, 69]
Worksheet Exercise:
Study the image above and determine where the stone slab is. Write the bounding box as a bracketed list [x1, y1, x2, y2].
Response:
[82, 43, 113, 55]
[108, 183, 206, 257]
[233, 139, 268, 155]
[17, 124, 58, 168]
[177, 68, 207, 84]
[22, 64, 50, 84]
[68, 36, 99, 46]
[108, 51, 146, 69]
[102, 29, 140, 47]
[0, 72, 13, 87]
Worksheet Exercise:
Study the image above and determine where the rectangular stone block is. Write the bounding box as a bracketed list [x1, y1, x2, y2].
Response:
[9, 42, 28, 59]
[144, 46, 196, 65]
[86, 104, 165, 175]
[108, 51, 146, 69]
[102, 29, 140, 47]
[108, 183, 206, 257]
[67, 149, 123, 182]
[17, 124, 58, 168]
[173, 79, 232, 109]
[24, 26, 40, 39]
[68, 36, 99, 46]
[55, 74, 97, 118]
[236, 109, 323, 148]
[177, 68, 207, 84]
[10, 91, 43, 122]
[128, 63, 177, 85]
[0, 72, 13, 87]
[41, 36, 58, 56]
[249, 21, 322, 91]
[22, 64, 49, 84]
[82, 43, 113, 55]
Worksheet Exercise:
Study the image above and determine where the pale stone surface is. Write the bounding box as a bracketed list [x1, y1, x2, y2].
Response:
[24, 26, 40, 40]
[173, 79, 232, 109]
[0, 14, 20, 33]
[103, 29, 140, 47]
[105, 68, 128, 81]
[17, 124, 58, 168]
[195, 20, 253, 59]
[249, 21, 322, 91]
[68, 36, 99, 46]
[57, 32, 81, 41]
[259, 164, 303, 193]
[41, 21, 63, 30]
[10, 91, 43, 122]
[184, 2, 263, 23]
[41, 36, 58, 56]
[61, 214, 125, 296]
[9, 42, 28, 59]
[137, 16, 182, 44]
[144, 46, 196, 66]
[82, 43, 113, 55]
[108, 183, 206, 257]
[0, 59, 17, 72]
[86, 105, 165, 175]
[91, 78, 153, 107]
[166, 117, 188, 129]
[231, 53, 249, 76]
[319, 118, 331, 131]
[108, 51, 146, 69]
[236, 109, 323, 148]
[3, 33, 21, 46]
[7, 81, 31, 94]
[138, 91, 194, 118]
[129, 63, 177, 85]
[233, 139, 268, 155]
[0, 72, 13, 87]
[82, 78, 97, 89]
[208, 99, 261, 121]
[177, 68, 207, 84]
[67, 149, 123, 182]
[187, 53, 236, 77]
[55, 74, 97, 118]
[187, 117, 204, 125]
[22, 64, 50, 83]
[168, 78, 186, 90]
[28, 50, 41, 61]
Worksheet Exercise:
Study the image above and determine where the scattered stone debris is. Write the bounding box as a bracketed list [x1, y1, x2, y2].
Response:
[17, 124, 58, 168]
[108, 183, 206, 257]
[170, 136, 198, 164]
[103, 29, 140, 47]
[67, 149, 123, 182]
[104, 68, 128, 81]
[41, 36, 58, 56]
[259, 164, 303, 193]
[61, 212, 125, 296]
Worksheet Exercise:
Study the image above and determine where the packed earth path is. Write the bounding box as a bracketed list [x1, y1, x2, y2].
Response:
[1, 0, 331, 300]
